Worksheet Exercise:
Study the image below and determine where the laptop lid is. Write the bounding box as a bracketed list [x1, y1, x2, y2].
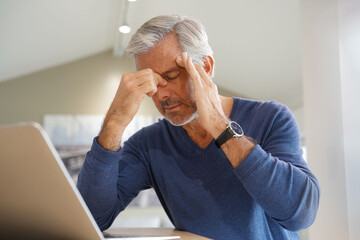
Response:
[0, 123, 180, 240]
[0, 122, 104, 239]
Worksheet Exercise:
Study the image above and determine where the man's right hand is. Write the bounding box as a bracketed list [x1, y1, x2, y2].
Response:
[98, 68, 163, 151]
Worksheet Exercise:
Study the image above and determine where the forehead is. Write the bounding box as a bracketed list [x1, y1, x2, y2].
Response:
[135, 33, 182, 73]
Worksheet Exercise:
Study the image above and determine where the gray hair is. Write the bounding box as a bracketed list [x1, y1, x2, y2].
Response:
[126, 15, 214, 68]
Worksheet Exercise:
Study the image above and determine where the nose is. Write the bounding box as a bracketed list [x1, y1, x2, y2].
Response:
[154, 77, 170, 100]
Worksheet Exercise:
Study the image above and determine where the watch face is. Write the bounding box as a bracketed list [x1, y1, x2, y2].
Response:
[230, 121, 244, 136]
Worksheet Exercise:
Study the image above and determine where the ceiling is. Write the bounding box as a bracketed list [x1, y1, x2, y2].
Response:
[0, 0, 303, 109]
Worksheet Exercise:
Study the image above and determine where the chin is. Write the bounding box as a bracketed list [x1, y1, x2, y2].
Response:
[167, 111, 198, 126]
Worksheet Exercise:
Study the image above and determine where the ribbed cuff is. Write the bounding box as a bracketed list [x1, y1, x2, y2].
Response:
[90, 137, 122, 164]
[233, 144, 267, 181]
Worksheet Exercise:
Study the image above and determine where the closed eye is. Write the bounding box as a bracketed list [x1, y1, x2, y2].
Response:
[165, 73, 180, 80]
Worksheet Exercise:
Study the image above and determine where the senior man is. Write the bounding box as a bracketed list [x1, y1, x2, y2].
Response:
[77, 15, 320, 239]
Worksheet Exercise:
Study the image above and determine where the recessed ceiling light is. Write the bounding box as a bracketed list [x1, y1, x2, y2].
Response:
[119, 25, 131, 33]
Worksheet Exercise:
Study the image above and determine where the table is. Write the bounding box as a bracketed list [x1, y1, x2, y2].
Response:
[104, 227, 212, 240]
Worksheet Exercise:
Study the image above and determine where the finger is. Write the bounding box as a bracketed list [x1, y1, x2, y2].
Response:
[135, 68, 153, 77]
[176, 55, 185, 67]
[194, 64, 213, 87]
[181, 52, 188, 66]
[131, 71, 159, 87]
[138, 80, 157, 97]
[132, 68, 153, 82]
[131, 75, 152, 86]
[153, 72, 167, 87]
[184, 55, 203, 90]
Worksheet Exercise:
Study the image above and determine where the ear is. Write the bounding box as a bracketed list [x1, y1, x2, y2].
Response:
[202, 56, 215, 77]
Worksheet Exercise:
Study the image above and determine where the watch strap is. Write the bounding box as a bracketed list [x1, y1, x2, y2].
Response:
[215, 126, 233, 148]
[215, 121, 244, 148]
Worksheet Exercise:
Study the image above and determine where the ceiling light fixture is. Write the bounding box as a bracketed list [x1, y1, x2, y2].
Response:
[118, 0, 131, 34]
[119, 24, 131, 33]
[114, 0, 135, 56]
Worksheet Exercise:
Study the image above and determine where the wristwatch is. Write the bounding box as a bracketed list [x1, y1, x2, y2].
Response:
[215, 121, 244, 148]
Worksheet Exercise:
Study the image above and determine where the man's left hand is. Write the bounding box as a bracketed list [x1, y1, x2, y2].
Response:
[176, 52, 229, 138]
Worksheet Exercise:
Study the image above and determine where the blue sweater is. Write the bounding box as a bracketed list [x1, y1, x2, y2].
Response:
[77, 98, 320, 240]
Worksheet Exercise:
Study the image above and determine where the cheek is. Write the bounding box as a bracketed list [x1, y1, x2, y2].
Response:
[175, 72, 193, 97]
[183, 78, 195, 100]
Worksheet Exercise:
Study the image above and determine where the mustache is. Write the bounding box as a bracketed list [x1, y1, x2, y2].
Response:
[160, 99, 185, 108]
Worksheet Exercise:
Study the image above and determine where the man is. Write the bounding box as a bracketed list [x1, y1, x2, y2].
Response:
[77, 15, 320, 239]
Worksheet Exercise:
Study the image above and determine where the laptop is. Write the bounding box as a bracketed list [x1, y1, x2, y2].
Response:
[0, 122, 180, 240]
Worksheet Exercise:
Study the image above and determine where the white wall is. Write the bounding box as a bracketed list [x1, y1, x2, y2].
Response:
[301, 0, 360, 239]
[339, 1, 360, 239]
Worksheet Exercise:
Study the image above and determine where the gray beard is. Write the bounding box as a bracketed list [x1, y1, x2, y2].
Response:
[167, 111, 199, 127]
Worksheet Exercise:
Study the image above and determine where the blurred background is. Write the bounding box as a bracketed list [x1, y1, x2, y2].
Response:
[0, 0, 359, 239]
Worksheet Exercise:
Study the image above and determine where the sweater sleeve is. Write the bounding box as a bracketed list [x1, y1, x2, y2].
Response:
[233, 105, 320, 231]
[77, 133, 151, 231]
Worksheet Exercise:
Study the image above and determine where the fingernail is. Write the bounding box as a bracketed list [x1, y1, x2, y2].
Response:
[176, 56, 184, 67]
[176, 56, 182, 63]
[184, 52, 187, 58]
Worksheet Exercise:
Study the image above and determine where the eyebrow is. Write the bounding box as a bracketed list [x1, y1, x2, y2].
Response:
[160, 66, 181, 77]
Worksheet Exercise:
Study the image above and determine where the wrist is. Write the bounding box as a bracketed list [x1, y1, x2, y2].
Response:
[214, 120, 244, 148]
[209, 119, 230, 139]
[98, 119, 126, 151]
